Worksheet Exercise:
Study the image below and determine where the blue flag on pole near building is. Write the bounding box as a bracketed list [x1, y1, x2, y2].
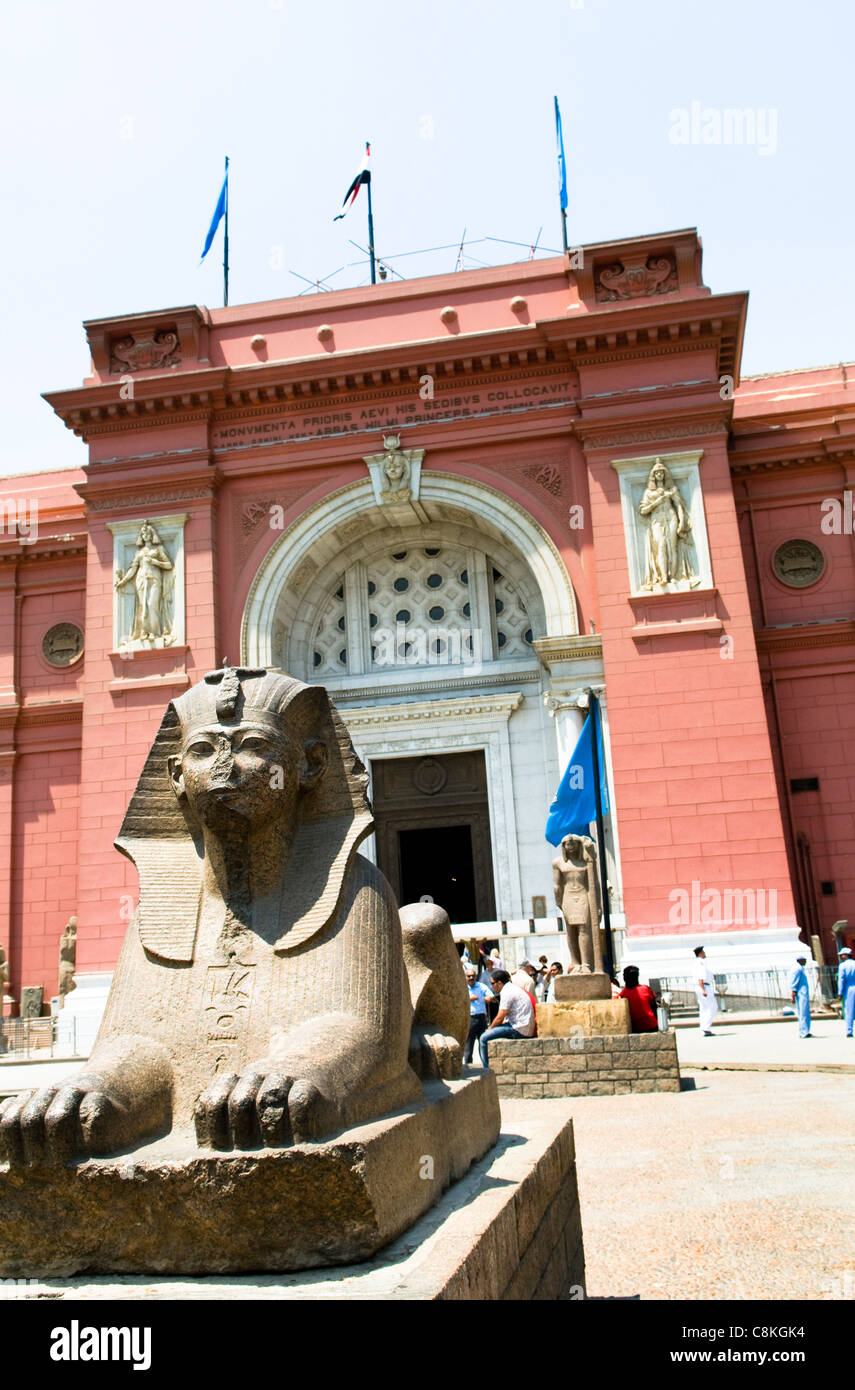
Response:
[554, 95, 568, 212]
[201, 164, 228, 263]
[545, 705, 610, 846]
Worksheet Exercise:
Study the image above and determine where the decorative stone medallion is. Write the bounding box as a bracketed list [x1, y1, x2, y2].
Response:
[413, 758, 448, 796]
[42, 623, 84, 667]
[772, 540, 825, 588]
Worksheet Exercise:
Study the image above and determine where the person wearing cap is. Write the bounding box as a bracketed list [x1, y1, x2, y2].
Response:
[838, 947, 855, 1038]
[512, 959, 541, 1002]
[789, 950, 812, 1039]
[693, 946, 718, 1036]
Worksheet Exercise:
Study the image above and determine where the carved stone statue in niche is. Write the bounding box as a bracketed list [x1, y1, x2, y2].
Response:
[638, 458, 700, 591]
[115, 520, 175, 644]
[58, 917, 77, 1003]
[380, 434, 411, 501]
[553, 833, 603, 975]
[0, 667, 495, 1275]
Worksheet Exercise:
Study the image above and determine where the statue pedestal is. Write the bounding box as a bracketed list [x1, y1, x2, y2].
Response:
[0, 1074, 500, 1278]
[536, 998, 631, 1038]
[553, 971, 612, 1002]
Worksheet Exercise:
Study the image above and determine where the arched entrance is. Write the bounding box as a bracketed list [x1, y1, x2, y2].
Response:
[241, 471, 584, 926]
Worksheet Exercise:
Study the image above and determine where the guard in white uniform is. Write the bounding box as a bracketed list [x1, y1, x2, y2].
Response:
[693, 945, 718, 1035]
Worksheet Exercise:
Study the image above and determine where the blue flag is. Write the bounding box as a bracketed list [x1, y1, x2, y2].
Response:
[201, 164, 228, 263]
[545, 703, 609, 846]
[554, 96, 568, 212]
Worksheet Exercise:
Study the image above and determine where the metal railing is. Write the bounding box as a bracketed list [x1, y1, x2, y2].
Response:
[0, 1015, 76, 1059]
[651, 967, 842, 1020]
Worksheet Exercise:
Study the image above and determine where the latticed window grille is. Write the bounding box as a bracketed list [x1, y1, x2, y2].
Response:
[309, 545, 533, 676]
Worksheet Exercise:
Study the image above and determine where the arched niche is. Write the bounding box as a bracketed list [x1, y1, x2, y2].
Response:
[241, 472, 578, 679]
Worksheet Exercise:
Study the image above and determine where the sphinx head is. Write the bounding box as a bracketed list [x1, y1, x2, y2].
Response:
[117, 667, 373, 960]
[167, 667, 329, 837]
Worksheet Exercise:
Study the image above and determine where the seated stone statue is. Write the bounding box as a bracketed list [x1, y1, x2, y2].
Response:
[0, 667, 469, 1166]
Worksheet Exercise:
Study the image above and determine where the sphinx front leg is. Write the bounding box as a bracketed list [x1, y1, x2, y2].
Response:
[0, 1036, 172, 1166]
[193, 1013, 392, 1150]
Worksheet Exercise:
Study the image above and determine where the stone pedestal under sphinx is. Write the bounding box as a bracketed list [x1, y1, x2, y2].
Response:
[0, 1075, 499, 1277]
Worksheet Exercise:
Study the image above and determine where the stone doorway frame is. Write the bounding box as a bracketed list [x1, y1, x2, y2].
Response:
[372, 751, 497, 923]
[341, 693, 524, 923]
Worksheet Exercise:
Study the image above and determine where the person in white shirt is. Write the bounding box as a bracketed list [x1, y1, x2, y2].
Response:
[694, 945, 718, 1035]
[545, 962, 564, 1003]
[511, 959, 538, 998]
[479, 970, 536, 1068]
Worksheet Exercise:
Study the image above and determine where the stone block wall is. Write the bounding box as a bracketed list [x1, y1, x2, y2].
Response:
[489, 1031, 681, 1098]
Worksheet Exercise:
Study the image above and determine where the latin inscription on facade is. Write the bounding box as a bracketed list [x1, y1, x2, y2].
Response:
[211, 380, 576, 449]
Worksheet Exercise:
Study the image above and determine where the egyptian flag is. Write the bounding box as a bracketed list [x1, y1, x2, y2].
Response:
[334, 143, 370, 220]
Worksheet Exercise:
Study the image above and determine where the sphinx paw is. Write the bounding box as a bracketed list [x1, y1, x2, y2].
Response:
[194, 1066, 338, 1150]
[410, 1028, 463, 1081]
[0, 1081, 128, 1166]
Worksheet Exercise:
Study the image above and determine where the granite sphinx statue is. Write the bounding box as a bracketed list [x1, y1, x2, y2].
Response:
[0, 667, 473, 1167]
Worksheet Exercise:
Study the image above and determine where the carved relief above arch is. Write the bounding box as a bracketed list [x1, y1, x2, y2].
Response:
[241, 472, 579, 680]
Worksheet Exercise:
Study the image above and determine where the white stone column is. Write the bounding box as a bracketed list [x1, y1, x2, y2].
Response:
[344, 561, 370, 675]
[467, 549, 496, 662]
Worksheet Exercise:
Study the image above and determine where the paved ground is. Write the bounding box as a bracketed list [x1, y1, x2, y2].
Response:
[676, 1016, 854, 1071]
[3, 1035, 853, 1302]
[570, 1069, 855, 1300]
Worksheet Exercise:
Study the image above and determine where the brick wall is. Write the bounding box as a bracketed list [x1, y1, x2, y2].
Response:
[489, 1031, 681, 1097]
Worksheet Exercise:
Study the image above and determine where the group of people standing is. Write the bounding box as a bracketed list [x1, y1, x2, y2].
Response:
[695, 942, 855, 1039]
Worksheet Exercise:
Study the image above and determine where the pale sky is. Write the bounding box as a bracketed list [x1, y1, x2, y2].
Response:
[2, 0, 851, 476]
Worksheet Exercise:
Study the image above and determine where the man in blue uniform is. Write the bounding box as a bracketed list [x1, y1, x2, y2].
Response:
[838, 946, 855, 1038]
[789, 952, 812, 1039]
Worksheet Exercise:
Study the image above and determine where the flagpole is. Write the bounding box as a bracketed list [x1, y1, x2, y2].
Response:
[223, 155, 230, 307]
[365, 141, 376, 285]
[554, 96, 569, 255]
[587, 689, 614, 978]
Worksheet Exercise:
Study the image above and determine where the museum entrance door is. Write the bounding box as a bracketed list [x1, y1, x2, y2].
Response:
[372, 751, 496, 924]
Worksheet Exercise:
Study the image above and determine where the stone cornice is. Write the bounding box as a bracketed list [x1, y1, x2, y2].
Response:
[43, 283, 745, 447]
[576, 415, 730, 451]
[533, 634, 602, 664]
[341, 691, 524, 731]
[0, 699, 84, 731]
[329, 668, 541, 704]
[0, 538, 86, 563]
[74, 459, 221, 513]
[729, 444, 855, 477]
[756, 620, 855, 655]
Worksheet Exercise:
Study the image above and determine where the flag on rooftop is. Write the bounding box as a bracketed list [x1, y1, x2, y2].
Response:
[201, 160, 228, 263]
[334, 143, 371, 221]
[554, 95, 568, 212]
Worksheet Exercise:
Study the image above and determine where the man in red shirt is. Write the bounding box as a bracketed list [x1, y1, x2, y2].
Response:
[618, 966, 659, 1033]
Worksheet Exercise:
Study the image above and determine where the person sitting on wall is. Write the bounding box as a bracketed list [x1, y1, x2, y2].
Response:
[479, 970, 536, 1069]
[618, 966, 659, 1034]
[511, 959, 539, 1032]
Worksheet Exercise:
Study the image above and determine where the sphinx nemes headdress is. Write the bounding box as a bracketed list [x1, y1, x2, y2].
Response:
[115, 667, 373, 962]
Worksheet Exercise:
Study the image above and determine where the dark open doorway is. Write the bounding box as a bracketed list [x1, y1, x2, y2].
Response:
[372, 751, 496, 923]
[398, 824, 477, 924]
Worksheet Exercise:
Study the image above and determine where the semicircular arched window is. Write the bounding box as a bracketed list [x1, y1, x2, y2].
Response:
[309, 544, 534, 679]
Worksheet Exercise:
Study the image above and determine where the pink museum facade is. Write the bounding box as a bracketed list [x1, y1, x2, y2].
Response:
[2, 226, 854, 1036]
